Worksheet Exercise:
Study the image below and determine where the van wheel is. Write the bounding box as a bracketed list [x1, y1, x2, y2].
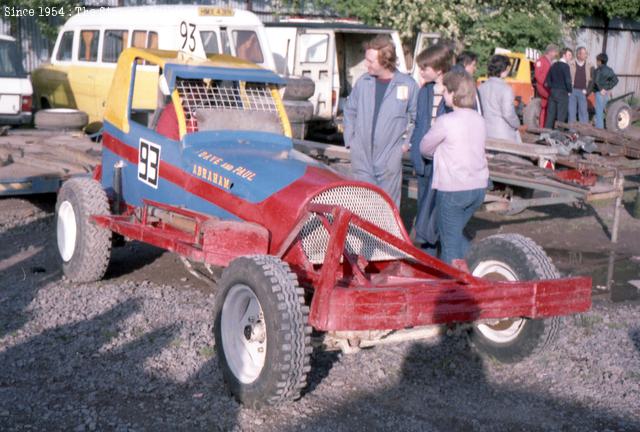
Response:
[56, 177, 112, 282]
[523, 98, 541, 128]
[606, 100, 632, 132]
[214, 255, 312, 408]
[465, 234, 561, 363]
[35, 109, 88, 130]
[283, 77, 315, 101]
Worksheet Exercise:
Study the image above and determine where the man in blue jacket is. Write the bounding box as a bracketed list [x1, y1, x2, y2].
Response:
[344, 35, 418, 207]
[544, 47, 573, 129]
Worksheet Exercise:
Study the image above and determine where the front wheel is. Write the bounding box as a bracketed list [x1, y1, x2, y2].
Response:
[465, 234, 561, 363]
[56, 177, 112, 282]
[214, 255, 312, 408]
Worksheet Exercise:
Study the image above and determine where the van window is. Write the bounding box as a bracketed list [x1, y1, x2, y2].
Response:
[300, 34, 329, 63]
[220, 29, 232, 55]
[200, 31, 220, 55]
[509, 58, 521, 78]
[0, 39, 25, 77]
[147, 32, 158, 49]
[132, 31, 159, 49]
[79, 30, 99, 62]
[132, 31, 146, 49]
[233, 30, 263, 64]
[56, 31, 74, 61]
[103, 30, 128, 63]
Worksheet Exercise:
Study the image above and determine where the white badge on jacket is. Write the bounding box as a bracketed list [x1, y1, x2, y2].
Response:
[396, 85, 408, 101]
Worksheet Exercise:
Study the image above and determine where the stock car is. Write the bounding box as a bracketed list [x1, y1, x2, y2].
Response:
[54, 47, 592, 408]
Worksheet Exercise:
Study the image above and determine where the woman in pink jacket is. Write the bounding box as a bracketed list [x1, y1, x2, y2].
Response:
[420, 70, 489, 264]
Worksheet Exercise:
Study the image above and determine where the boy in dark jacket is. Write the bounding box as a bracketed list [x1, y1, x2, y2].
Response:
[409, 43, 453, 251]
[544, 47, 573, 129]
[592, 53, 619, 129]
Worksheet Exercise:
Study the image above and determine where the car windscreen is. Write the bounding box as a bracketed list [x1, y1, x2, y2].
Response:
[0, 40, 26, 78]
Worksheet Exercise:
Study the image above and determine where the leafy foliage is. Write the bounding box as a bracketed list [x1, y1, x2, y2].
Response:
[4, 0, 82, 41]
[302, 0, 637, 73]
[551, 0, 640, 20]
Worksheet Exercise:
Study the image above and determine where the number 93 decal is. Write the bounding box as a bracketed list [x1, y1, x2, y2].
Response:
[180, 21, 197, 52]
[138, 139, 161, 188]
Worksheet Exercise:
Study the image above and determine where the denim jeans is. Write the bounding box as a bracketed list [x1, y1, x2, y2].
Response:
[595, 91, 608, 129]
[568, 89, 588, 124]
[435, 188, 485, 264]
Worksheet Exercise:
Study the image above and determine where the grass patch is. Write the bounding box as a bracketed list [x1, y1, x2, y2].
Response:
[575, 314, 604, 334]
[198, 345, 215, 359]
[169, 337, 182, 348]
[102, 330, 118, 341]
[605, 322, 625, 330]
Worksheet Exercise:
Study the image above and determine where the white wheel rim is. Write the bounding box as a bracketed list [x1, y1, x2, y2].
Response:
[220, 284, 267, 384]
[617, 109, 630, 130]
[472, 260, 526, 343]
[57, 200, 77, 262]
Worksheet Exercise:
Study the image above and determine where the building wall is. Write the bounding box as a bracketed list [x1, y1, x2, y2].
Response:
[573, 18, 640, 99]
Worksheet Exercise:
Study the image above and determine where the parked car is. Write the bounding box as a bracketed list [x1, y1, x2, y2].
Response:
[54, 47, 591, 408]
[0, 35, 33, 126]
[31, 5, 313, 134]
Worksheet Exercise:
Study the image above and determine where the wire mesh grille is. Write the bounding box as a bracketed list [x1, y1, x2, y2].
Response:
[299, 186, 410, 265]
[175, 78, 279, 133]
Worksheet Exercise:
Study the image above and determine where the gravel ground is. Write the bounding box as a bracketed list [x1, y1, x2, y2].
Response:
[1, 196, 639, 431]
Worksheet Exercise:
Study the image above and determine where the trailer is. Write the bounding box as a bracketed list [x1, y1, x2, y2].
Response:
[0, 127, 101, 197]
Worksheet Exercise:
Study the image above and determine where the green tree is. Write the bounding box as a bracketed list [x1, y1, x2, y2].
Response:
[4, 0, 81, 42]
[552, 0, 640, 20]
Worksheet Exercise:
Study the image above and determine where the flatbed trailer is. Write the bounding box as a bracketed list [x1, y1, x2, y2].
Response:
[291, 137, 622, 213]
[0, 128, 101, 196]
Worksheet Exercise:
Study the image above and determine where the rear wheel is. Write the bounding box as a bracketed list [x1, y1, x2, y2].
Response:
[465, 234, 561, 363]
[56, 177, 112, 282]
[214, 255, 312, 408]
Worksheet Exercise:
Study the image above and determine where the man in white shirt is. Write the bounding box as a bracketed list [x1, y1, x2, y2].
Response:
[569, 46, 594, 124]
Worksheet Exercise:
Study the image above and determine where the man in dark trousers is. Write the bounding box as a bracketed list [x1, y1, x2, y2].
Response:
[544, 48, 573, 129]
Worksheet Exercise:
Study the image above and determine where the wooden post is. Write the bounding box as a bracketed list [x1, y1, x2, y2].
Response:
[606, 173, 624, 295]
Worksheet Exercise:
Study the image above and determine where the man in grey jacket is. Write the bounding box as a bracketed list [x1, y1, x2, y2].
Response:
[344, 35, 418, 207]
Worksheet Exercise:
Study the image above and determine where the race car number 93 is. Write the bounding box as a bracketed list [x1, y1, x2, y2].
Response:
[138, 139, 161, 188]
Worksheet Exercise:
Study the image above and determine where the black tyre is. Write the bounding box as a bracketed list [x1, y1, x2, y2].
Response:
[284, 99, 314, 123]
[523, 98, 541, 128]
[214, 255, 312, 408]
[56, 177, 112, 282]
[35, 108, 88, 130]
[465, 234, 561, 363]
[282, 76, 315, 101]
[606, 100, 632, 132]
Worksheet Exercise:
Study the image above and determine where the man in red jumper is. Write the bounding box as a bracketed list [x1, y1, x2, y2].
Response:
[534, 44, 559, 128]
